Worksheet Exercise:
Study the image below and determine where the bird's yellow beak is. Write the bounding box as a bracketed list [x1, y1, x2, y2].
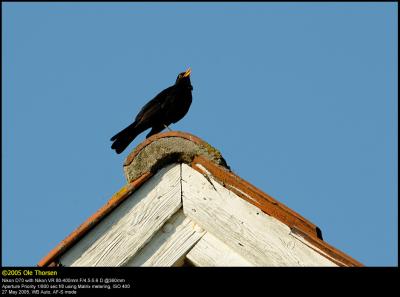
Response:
[183, 67, 191, 77]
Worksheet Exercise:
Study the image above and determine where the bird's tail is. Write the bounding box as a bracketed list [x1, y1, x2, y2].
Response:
[110, 121, 140, 154]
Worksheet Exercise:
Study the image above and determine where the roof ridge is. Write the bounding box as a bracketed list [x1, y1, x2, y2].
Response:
[37, 131, 363, 267]
[123, 131, 229, 183]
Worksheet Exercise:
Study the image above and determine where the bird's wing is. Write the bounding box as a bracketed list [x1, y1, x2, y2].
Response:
[135, 86, 174, 124]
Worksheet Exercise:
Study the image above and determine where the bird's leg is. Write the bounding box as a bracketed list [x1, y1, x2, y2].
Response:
[164, 124, 172, 131]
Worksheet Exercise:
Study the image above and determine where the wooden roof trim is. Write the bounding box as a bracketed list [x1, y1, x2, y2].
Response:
[190, 156, 363, 267]
[37, 172, 152, 267]
[190, 156, 320, 240]
[290, 227, 364, 267]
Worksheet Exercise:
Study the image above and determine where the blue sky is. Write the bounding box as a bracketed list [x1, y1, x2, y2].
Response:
[2, 3, 397, 266]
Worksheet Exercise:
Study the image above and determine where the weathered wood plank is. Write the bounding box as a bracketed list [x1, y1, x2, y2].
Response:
[60, 164, 182, 266]
[125, 209, 206, 267]
[181, 164, 337, 266]
[186, 232, 253, 266]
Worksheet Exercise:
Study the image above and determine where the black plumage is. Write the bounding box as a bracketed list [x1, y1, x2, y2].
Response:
[110, 68, 193, 154]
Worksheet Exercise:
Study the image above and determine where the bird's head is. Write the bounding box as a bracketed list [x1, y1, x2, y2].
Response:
[175, 68, 193, 90]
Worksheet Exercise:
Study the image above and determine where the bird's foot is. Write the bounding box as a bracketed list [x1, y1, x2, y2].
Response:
[164, 124, 172, 131]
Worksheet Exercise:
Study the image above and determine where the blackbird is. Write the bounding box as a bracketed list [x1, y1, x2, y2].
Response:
[110, 68, 193, 154]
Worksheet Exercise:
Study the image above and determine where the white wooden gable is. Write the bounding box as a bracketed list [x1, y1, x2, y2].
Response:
[59, 163, 337, 267]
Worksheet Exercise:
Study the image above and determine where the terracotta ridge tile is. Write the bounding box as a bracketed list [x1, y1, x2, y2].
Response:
[124, 131, 215, 167]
